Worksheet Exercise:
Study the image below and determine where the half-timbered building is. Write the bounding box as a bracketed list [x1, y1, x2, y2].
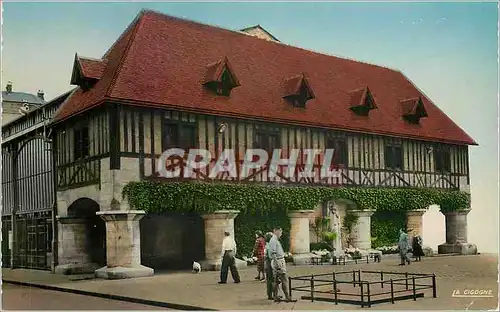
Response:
[7, 10, 477, 277]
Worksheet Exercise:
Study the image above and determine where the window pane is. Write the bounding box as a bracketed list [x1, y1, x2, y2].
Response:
[163, 123, 178, 150]
[180, 125, 196, 150]
[384, 146, 393, 168]
[394, 146, 403, 169]
[443, 149, 451, 172]
[82, 127, 90, 157]
[325, 137, 335, 149]
[338, 140, 348, 165]
[434, 150, 443, 172]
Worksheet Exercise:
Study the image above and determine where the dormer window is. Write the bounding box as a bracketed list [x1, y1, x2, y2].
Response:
[203, 57, 240, 96]
[283, 74, 315, 108]
[348, 87, 377, 116]
[401, 97, 428, 124]
[70, 54, 106, 92]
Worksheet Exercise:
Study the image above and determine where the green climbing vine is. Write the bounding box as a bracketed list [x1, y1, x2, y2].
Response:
[342, 211, 359, 248]
[122, 180, 470, 214]
[371, 211, 407, 248]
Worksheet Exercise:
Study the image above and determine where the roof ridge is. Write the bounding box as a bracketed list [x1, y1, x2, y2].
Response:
[141, 9, 400, 73]
[102, 9, 147, 59]
[104, 12, 145, 97]
[78, 55, 105, 62]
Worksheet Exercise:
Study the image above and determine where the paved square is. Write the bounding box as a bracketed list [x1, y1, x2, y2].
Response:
[2, 254, 498, 310]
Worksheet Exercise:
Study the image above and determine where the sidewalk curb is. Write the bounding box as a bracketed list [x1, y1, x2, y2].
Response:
[3, 279, 217, 311]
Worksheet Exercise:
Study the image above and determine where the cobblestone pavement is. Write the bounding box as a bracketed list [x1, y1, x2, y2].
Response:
[2, 254, 498, 310]
[1, 284, 165, 310]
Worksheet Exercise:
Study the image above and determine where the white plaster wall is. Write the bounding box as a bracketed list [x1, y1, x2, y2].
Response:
[422, 205, 445, 251]
[99, 157, 141, 210]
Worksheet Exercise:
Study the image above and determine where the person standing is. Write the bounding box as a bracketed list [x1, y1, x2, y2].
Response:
[218, 230, 241, 284]
[269, 226, 292, 302]
[264, 232, 274, 300]
[398, 229, 411, 266]
[253, 231, 266, 281]
[412, 235, 424, 261]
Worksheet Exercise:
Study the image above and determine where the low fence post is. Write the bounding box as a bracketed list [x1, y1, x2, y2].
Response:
[352, 270, 356, 288]
[432, 274, 437, 298]
[343, 256, 346, 265]
[310, 274, 315, 302]
[358, 269, 361, 286]
[366, 255, 369, 264]
[405, 272, 409, 290]
[412, 277, 416, 301]
[360, 280, 364, 308]
[390, 279, 395, 304]
[367, 282, 371, 307]
[333, 275, 338, 305]
[380, 271, 384, 288]
[288, 276, 292, 299]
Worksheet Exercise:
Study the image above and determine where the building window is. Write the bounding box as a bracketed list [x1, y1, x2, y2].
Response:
[326, 137, 348, 166]
[384, 143, 403, 170]
[283, 74, 315, 108]
[217, 70, 233, 96]
[74, 126, 89, 160]
[254, 130, 280, 154]
[434, 146, 451, 172]
[162, 121, 197, 151]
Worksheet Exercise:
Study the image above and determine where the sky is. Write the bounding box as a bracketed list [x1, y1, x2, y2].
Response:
[2, 2, 499, 252]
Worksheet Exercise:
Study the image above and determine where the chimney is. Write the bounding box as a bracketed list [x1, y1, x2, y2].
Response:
[6, 81, 12, 93]
[37, 90, 45, 101]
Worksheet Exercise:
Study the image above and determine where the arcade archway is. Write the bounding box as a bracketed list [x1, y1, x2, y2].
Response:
[67, 198, 106, 266]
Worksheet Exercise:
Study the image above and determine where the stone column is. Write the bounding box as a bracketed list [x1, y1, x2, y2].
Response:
[406, 209, 427, 242]
[349, 210, 375, 250]
[199, 210, 247, 271]
[289, 210, 315, 265]
[438, 209, 477, 255]
[94, 210, 154, 279]
[55, 217, 100, 275]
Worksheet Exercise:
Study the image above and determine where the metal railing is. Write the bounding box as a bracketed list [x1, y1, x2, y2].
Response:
[312, 254, 381, 265]
[289, 270, 436, 307]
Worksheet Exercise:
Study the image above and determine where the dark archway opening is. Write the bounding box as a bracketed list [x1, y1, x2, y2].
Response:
[140, 212, 204, 270]
[67, 198, 106, 267]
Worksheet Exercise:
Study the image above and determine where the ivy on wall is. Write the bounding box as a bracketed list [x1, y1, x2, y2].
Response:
[123, 181, 470, 256]
[371, 211, 406, 248]
[234, 209, 291, 257]
[122, 180, 471, 214]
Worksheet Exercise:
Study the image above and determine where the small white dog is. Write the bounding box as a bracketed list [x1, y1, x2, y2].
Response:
[192, 261, 202, 274]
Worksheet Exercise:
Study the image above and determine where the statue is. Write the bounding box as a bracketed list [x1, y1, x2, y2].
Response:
[328, 202, 344, 258]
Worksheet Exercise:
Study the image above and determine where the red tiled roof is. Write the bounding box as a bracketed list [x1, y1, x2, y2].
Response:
[53, 10, 477, 146]
[78, 57, 107, 80]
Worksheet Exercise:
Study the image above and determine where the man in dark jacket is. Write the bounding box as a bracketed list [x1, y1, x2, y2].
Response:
[264, 232, 274, 300]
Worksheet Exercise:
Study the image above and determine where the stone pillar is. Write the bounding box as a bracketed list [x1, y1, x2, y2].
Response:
[199, 210, 247, 271]
[349, 210, 375, 250]
[438, 209, 477, 255]
[288, 210, 315, 265]
[55, 217, 100, 275]
[406, 209, 427, 242]
[94, 210, 154, 279]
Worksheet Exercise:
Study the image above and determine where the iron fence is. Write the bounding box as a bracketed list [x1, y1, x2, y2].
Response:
[289, 269, 436, 307]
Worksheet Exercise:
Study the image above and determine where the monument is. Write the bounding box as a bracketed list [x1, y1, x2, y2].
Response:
[328, 202, 345, 258]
